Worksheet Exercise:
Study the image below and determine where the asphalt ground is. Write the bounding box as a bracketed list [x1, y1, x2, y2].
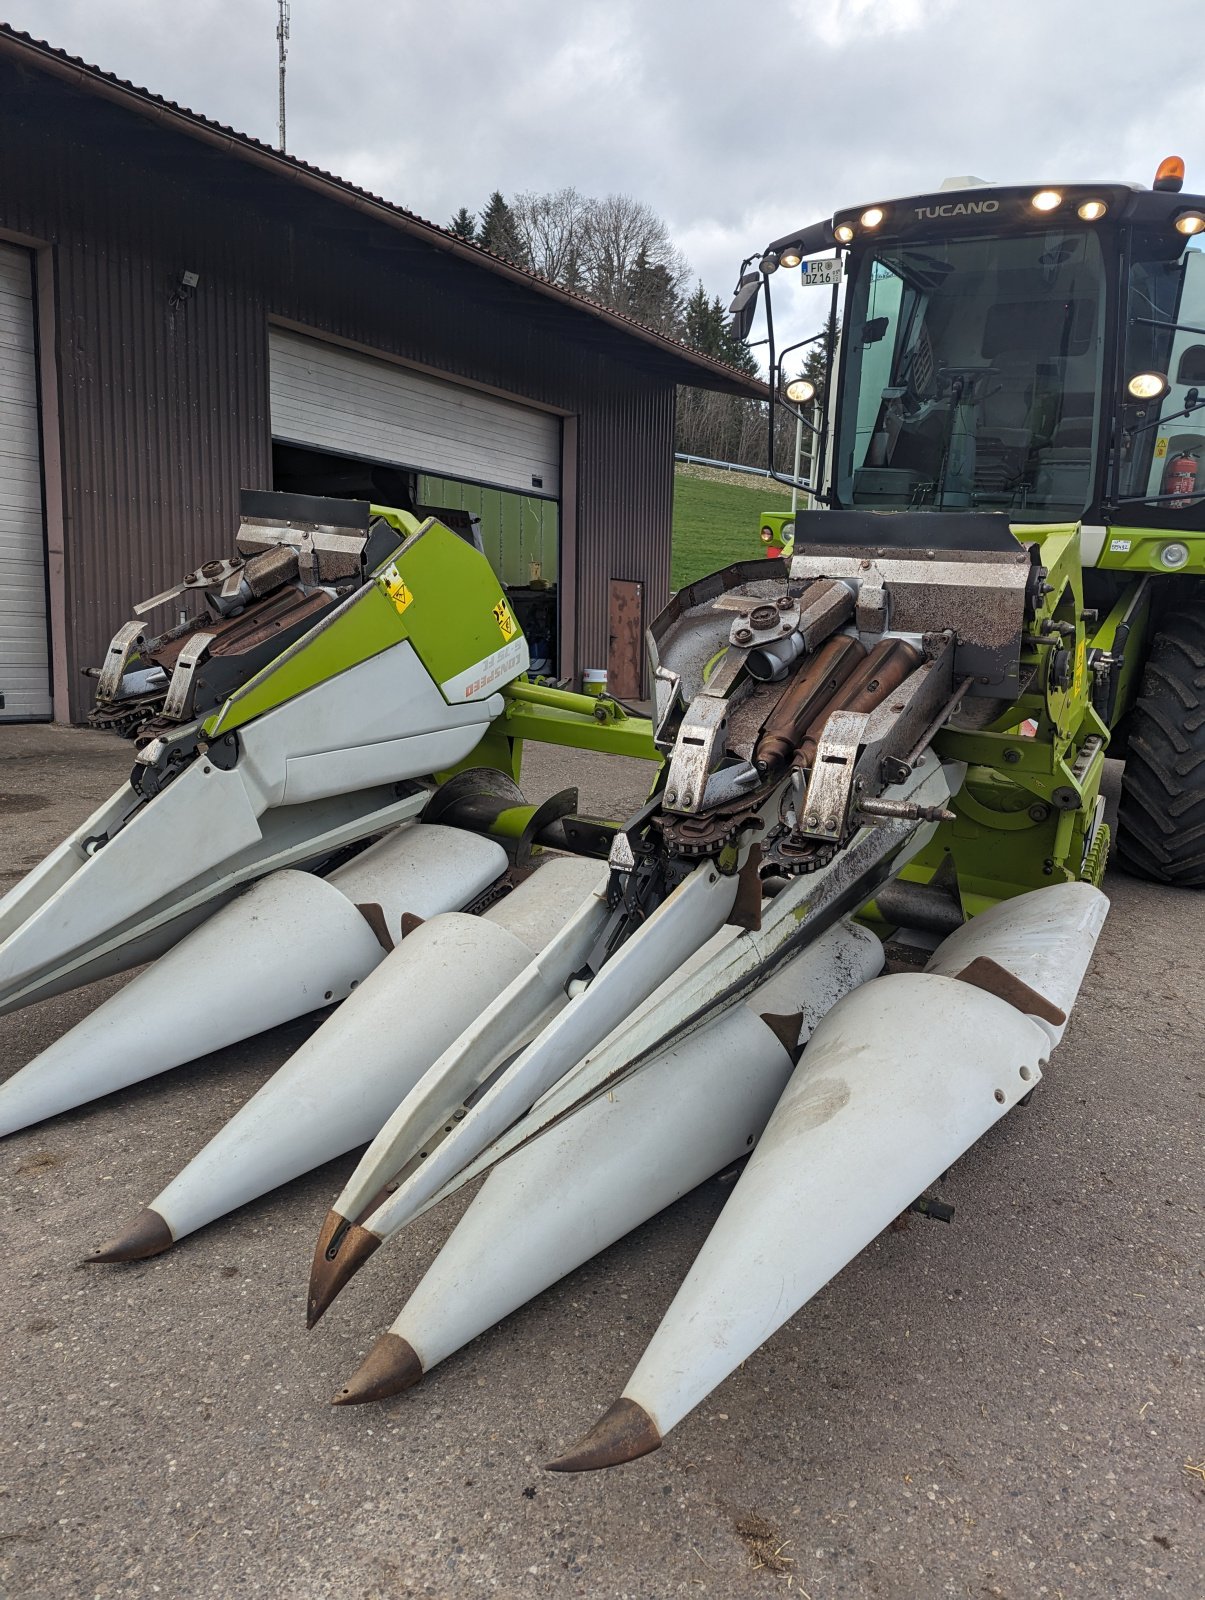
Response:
[0, 723, 1201, 1600]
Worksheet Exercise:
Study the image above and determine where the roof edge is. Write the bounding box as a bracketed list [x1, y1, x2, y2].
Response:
[0, 26, 767, 399]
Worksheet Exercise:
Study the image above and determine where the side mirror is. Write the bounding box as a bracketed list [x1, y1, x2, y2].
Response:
[728, 272, 762, 343]
[861, 316, 889, 345]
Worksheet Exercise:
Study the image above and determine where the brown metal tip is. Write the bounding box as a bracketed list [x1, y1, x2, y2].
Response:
[331, 1332, 423, 1405]
[954, 955, 1067, 1027]
[545, 1397, 663, 1473]
[88, 1207, 174, 1264]
[759, 1009, 806, 1064]
[306, 1210, 380, 1329]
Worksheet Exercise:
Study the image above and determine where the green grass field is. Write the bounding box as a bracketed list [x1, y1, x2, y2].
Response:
[671, 465, 791, 590]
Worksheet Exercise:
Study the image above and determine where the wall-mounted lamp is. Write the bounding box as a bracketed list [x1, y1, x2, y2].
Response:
[169, 269, 200, 311]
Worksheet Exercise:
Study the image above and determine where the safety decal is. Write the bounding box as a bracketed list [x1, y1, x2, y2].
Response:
[493, 598, 518, 640]
[381, 564, 414, 616]
[1154, 437, 1169, 459]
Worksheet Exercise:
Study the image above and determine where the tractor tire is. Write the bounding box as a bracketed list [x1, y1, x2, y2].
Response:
[1116, 608, 1205, 887]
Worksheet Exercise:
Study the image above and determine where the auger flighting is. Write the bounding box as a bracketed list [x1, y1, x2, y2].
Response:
[0, 494, 1111, 1475]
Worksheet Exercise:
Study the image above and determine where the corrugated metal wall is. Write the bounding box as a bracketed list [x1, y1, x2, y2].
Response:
[0, 61, 675, 716]
[577, 384, 677, 676]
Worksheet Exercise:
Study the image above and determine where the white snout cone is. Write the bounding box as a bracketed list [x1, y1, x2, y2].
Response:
[551, 879, 1111, 1466]
[0, 823, 506, 1139]
[924, 879, 1109, 1047]
[337, 920, 884, 1402]
[125, 854, 604, 1247]
[352, 859, 743, 1247]
[554, 970, 1053, 1465]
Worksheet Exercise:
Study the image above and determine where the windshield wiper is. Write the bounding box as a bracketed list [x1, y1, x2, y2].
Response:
[1132, 315, 1205, 339]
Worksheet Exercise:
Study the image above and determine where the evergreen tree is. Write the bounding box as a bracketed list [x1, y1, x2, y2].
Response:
[681, 281, 758, 376]
[448, 206, 477, 242]
[718, 319, 760, 378]
[622, 247, 683, 334]
[677, 281, 766, 465]
[476, 191, 527, 265]
[682, 282, 727, 356]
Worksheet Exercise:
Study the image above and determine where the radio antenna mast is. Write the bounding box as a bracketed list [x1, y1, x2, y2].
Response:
[276, 0, 290, 152]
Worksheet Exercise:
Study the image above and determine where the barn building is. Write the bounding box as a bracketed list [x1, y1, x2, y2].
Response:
[0, 26, 761, 722]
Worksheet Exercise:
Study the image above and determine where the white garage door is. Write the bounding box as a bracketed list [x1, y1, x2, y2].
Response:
[269, 328, 561, 499]
[0, 243, 50, 720]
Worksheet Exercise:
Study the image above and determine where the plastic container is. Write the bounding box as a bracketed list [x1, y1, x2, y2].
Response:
[582, 669, 608, 698]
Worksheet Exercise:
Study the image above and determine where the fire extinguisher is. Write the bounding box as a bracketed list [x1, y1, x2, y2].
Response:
[1164, 450, 1198, 509]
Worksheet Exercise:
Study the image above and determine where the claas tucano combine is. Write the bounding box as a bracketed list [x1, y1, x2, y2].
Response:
[1, 158, 1201, 1473]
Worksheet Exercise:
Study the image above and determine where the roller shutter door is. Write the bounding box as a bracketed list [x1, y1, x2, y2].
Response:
[0, 243, 50, 720]
[269, 328, 560, 499]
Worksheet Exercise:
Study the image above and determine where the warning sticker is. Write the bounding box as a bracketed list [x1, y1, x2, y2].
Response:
[1154, 437, 1169, 459]
[381, 564, 414, 616]
[493, 598, 518, 640]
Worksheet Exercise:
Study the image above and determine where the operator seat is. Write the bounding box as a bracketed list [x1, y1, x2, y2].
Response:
[977, 351, 1034, 452]
[975, 350, 1034, 497]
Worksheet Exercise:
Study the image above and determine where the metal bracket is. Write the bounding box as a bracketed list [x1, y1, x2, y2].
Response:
[855, 577, 888, 635]
[133, 558, 245, 617]
[729, 597, 799, 648]
[664, 697, 730, 814]
[96, 621, 148, 703]
[651, 661, 686, 754]
[700, 648, 748, 699]
[162, 631, 216, 722]
[237, 524, 366, 585]
[796, 710, 869, 840]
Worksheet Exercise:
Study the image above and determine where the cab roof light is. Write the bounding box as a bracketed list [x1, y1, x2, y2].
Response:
[1154, 156, 1185, 193]
[778, 243, 803, 268]
[1175, 212, 1205, 237]
[1031, 190, 1062, 212]
[860, 207, 885, 229]
[834, 222, 855, 244]
[1077, 199, 1107, 221]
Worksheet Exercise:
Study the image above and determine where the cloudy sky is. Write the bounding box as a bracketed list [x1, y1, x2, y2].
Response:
[5, 0, 1204, 356]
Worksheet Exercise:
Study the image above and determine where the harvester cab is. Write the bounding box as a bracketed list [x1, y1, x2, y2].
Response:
[748, 160, 1205, 889]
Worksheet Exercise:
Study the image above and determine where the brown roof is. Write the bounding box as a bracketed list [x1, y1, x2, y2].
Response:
[0, 24, 766, 399]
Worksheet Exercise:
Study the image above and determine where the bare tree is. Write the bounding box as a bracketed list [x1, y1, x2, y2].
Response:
[580, 192, 689, 311]
[511, 187, 591, 287]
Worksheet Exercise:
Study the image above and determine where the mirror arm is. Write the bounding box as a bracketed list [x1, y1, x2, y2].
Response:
[1123, 393, 1203, 440]
[763, 276, 834, 504]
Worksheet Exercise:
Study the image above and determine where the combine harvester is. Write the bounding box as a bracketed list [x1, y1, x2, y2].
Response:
[3, 158, 1203, 1472]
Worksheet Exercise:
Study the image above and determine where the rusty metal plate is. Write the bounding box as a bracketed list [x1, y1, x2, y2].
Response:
[608, 579, 644, 700]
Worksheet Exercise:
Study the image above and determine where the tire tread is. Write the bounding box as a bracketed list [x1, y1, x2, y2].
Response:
[1117, 608, 1205, 887]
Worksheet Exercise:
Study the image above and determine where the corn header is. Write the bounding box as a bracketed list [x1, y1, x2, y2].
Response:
[0, 433, 1119, 1471]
